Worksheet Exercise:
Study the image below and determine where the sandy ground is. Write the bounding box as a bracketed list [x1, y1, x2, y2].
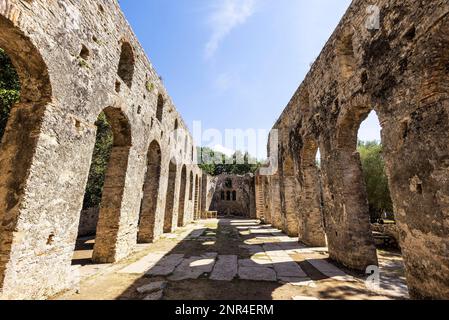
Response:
[55, 218, 409, 300]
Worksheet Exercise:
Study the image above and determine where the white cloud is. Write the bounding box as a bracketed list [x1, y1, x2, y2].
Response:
[214, 72, 235, 92]
[205, 0, 257, 59]
[212, 144, 236, 157]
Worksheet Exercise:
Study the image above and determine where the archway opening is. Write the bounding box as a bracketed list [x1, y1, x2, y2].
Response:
[156, 94, 164, 122]
[73, 107, 132, 265]
[137, 140, 162, 243]
[0, 48, 20, 143]
[299, 138, 327, 247]
[0, 15, 52, 292]
[341, 108, 407, 295]
[163, 159, 177, 233]
[178, 165, 187, 227]
[117, 42, 135, 88]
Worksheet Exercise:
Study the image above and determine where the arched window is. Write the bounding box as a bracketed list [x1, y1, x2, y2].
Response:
[156, 94, 164, 122]
[117, 42, 135, 88]
[221, 191, 225, 200]
[232, 191, 237, 201]
[226, 191, 231, 201]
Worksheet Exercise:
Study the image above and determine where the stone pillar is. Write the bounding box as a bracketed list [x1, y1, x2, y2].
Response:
[298, 165, 327, 247]
[93, 146, 131, 263]
[269, 175, 283, 230]
[321, 149, 378, 271]
[0, 104, 96, 299]
[281, 176, 300, 237]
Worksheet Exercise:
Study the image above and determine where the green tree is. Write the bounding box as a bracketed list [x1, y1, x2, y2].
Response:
[0, 48, 20, 141]
[358, 140, 394, 222]
[82, 113, 113, 209]
[198, 147, 261, 176]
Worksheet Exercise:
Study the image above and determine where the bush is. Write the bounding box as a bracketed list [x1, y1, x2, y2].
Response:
[358, 141, 394, 222]
[82, 113, 113, 209]
[0, 48, 20, 140]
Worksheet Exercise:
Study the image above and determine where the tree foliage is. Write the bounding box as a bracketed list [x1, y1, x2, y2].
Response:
[198, 147, 261, 176]
[82, 113, 113, 209]
[358, 141, 394, 222]
[0, 48, 20, 140]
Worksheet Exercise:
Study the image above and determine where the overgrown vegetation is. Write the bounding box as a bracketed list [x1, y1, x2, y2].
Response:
[358, 140, 394, 222]
[0, 48, 20, 140]
[198, 147, 261, 176]
[82, 113, 113, 209]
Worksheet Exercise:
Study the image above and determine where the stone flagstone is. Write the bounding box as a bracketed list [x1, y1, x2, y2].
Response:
[238, 266, 277, 282]
[169, 253, 217, 281]
[210, 255, 238, 281]
[146, 254, 185, 277]
[118, 252, 166, 274]
[306, 259, 354, 281]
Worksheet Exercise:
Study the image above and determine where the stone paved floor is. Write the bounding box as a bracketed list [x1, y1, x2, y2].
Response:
[57, 218, 409, 300]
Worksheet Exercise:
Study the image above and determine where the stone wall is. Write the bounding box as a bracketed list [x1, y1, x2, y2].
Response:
[208, 174, 256, 218]
[0, 0, 205, 299]
[77, 208, 100, 237]
[256, 0, 449, 299]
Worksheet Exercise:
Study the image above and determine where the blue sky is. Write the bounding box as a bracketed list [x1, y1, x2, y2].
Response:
[120, 0, 381, 159]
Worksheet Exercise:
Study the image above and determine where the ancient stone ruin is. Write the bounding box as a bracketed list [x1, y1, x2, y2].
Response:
[0, 0, 448, 300]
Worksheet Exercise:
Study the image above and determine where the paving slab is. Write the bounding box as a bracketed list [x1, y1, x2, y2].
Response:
[143, 290, 164, 300]
[169, 253, 217, 281]
[306, 259, 354, 281]
[210, 255, 238, 281]
[239, 258, 273, 268]
[118, 252, 166, 274]
[137, 281, 167, 294]
[146, 254, 185, 276]
[278, 277, 316, 287]
[273, 262, 308, 278]
[238, 266, 277, 282]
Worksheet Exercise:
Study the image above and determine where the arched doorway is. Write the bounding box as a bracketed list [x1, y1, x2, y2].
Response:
[298, 138, 327, 247]
[0, 14, 52, 294]
[73, 107, 132, 264]
[137, 140, 162, 243]
[178, 165, 187, 227]
[163, 159, 177, 233]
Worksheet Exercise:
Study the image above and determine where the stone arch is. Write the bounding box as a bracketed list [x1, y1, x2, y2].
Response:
[280, 149, 300, 237]
[117, 41, 135, 88]
[163, 158, 177, 233]
[91, 106, 132, 263]
[137, 140, 162, 243]
[0, 13, 53, 292]
[178, 165, 187, 227]
[298, 136, 327, 247]
[321, 98, 378, 270]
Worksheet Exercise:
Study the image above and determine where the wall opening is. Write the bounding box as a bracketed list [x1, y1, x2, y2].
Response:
[0, 48, 20, 143]
[73, 107, 132, 265]
[137, 140, 162, 243]
[189, 171, 194, 200]
[178, 165, 187, 227]
[0, 14, 53, 291]
[156, 94, 164, 122]
[163, 159, 177, 233]
[117, 42, 135, 88]
[299, 138, 327, 247]
[336, 32, 356, 80]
